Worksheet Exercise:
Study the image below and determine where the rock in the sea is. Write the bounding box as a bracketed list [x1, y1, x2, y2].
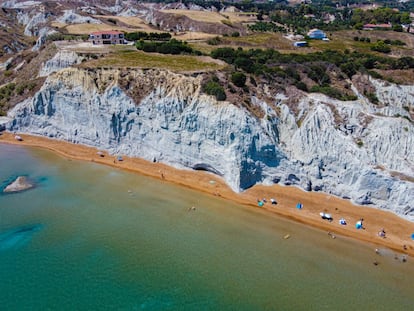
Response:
[3, 176, 34, 193]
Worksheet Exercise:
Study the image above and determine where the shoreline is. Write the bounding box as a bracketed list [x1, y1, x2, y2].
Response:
[1, 132, 413, 256]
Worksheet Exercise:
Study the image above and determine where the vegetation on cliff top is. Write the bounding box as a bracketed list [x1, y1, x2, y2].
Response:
[79, 50, 225, 72]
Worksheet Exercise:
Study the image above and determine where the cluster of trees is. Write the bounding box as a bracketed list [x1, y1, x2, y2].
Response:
[125, 32, 171, 42]
[353, 37, 405, 53]
[351, 8, 411, 26]
[211, 47, 414, 76]
[0, 81, 36, 116]
[245, 3, 412, 34]
[368, 39, 405, 53]
[370, 41, 391, 53]
[269, 5, 352, 33]
[0, 83, 16, 115]
[248, 22, 286, 33]
[209, 47, 414, 99]
[135, 39, 200, 55]
[353, 36, 371, 43]
[202, 72, 247, 101]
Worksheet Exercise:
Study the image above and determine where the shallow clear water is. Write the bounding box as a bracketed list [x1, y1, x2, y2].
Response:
[0, 143, 413, 310]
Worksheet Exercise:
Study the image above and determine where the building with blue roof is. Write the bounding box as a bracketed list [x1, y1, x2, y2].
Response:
[307, 29, 327, 40]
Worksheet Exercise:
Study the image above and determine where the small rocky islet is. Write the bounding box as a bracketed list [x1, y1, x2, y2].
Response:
[3, 176, 34, 193]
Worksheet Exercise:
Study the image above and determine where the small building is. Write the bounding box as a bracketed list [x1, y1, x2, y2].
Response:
[307, 28, 326, 39]
[293, 41, 308, 47]
[89, 31, 124, 45]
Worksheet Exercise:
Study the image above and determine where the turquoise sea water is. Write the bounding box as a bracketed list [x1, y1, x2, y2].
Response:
[0, 143, 413, 310]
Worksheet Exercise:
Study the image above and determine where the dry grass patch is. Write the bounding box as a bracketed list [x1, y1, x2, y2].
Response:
[60, 23, 135, 35]
[161, 9, 225, 23]
[188, 41, 220, 55]
[79, 50, 227, 72]
[56, 41, 137, 54]
[222, 33, 295, 51]
[160, 9, 257, 24]
[375, 69, 414, 84]
[93, 15, 157, 31]
[223, 12, 258, 23]
[173, 32, 217, 41]
[189, 33, 311, 54]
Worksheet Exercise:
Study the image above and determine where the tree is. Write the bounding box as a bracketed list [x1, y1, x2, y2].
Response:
[393, 24, 403, 32]
[203, 81, 226, 101]
[231, 72, 247, 87]
[371, 41, 391, 54]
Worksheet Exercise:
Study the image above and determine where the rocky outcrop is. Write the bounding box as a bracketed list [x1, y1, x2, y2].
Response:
[38, 50, 83, 77]
[6, 67, 414, 220]
[3, 176, 34, 193]
[56, 9, 101, 24]
[0, 117, 10, 131]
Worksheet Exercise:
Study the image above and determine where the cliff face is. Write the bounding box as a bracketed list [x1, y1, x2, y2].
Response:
[6, 67, 414, 220]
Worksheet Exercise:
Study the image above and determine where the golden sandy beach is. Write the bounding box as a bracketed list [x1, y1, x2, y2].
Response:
[1, 132, 413, 256]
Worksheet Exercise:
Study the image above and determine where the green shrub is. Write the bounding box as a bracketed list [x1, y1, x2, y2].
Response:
[367, 70, 383, 79]
[203, 81, 226, 101]
[135, 39, 195, 55]
[207, 36, 221, 45]
[295, 81, 308, 91]
[371, 41, 391, 54]
[365, 92, 379, 105]
[309, 85, 356, 101]
[126, 32, 171, 42]
[221, 20, 233, 27]
[231, 72, 247, 87]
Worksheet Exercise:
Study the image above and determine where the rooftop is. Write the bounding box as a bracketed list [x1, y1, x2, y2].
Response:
[363, 24, 392, 28]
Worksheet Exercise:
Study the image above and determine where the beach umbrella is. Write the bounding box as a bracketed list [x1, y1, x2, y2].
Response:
[296, 203, 302, 209]
[411, 233, 414, 240]
[258, 201, 264, 207]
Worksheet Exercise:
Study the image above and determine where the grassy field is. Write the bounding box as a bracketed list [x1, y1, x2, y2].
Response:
[311, 30, 414, 56]
[202, 30, 414, 56]
[190, 32, 312, 54]
[79, 50, 227, 72]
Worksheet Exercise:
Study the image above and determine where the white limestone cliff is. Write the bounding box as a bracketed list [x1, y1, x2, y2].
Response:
[38, 50, 83, 77]
[6, 67, 414, 220]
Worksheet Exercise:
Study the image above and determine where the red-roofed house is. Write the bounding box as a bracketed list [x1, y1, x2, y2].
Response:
[89, 31, 124, 45]
[363, 23, 392, 30]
